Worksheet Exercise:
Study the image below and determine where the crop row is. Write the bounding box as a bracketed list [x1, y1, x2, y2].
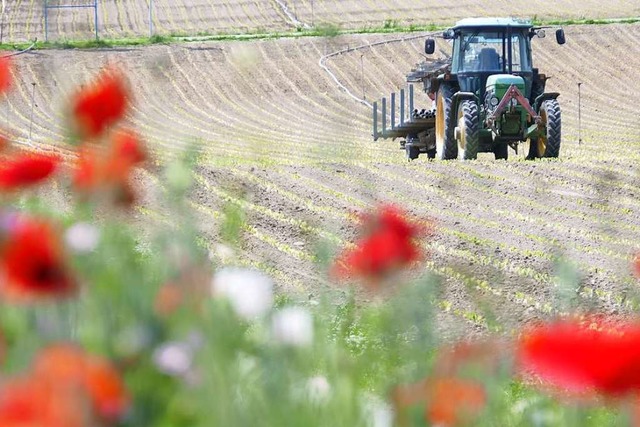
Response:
[2, 0, 290, 42]
[189, 161, 637, 320]
[4, 0, 640, 42]
[5, 27, 639, 166]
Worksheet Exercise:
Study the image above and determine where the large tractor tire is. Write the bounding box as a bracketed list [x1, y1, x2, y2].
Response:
[529, 82, 544, 106]
[435, 84, 457, 160]
[455, 100, 479, 160]
[528, 99, 561, 158]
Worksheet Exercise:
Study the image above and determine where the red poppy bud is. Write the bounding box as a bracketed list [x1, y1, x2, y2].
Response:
[0, 153, 59, 191]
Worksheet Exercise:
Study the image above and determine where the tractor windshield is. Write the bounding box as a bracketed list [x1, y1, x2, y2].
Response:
[454, 30, 531, 73]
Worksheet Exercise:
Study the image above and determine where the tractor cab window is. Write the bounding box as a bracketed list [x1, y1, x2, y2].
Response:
[455, 30, 531, 73]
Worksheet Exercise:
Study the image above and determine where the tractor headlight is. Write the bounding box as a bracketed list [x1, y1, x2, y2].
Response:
[490, 96, 499, 107]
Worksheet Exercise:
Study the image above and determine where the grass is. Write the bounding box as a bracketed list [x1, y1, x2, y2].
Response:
[533, 16, 640, 26]
[2, 15, 639, 51]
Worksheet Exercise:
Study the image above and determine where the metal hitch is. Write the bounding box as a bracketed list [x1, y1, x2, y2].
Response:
[487, 84, 540, 128]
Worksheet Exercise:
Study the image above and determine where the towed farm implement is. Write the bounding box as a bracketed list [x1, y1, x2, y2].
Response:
[373, 18, 566, 160]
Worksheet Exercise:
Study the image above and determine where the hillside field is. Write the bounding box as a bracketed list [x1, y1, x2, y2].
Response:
[3, 7, 640, 334]
[1, 0, 639, 41]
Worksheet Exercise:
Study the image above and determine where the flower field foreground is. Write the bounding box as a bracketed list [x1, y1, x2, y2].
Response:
[1, 60, 640, 427]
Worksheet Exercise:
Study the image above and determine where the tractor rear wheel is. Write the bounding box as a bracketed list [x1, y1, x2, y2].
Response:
[435, 84, 457, 160]
[530, 82, 544, 107]
[455, 100, 479, 160]
[529, 99, 561, 158]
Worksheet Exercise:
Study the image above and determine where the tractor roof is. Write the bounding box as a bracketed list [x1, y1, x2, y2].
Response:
[452, 17, 533, 30]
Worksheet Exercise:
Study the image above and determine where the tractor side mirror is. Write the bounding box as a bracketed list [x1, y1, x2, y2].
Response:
[425, 38, 435, 55]
[556, 28, 566, 45]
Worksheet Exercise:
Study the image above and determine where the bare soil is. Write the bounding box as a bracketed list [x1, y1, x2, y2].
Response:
[3, 0, 640, 42]
[5, 23, 640, 334]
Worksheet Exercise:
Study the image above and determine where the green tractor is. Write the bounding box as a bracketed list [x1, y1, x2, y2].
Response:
[373, 18, 566, 160]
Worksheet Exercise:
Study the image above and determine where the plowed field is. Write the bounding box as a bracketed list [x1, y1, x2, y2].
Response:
[2, 0, 640, 41]
[6, 21, 640, 333]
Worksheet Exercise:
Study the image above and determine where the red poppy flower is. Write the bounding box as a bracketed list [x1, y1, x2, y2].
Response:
[0, 56, 12, 95]
[426, 378, 486, 426]
[73, 146, 101, 192]
[110, 129, 146, 165]
[0, 153, 60, 191]
[0, 216, 76, 300]
[34, 344, 130, 421]
[517, 317, 640, 396]
[83, 356, 131, 419]
[72, 68, 129, 139]
[0, 377, 86, 427]
[72, 130, 146, 206]
[332, 204, 429, 285]
[392, 377, 486, 427]
[104, 130, 146, 179]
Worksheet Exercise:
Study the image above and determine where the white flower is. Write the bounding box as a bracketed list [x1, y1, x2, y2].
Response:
[363, 396, 394, 427]
[271, 306, 314, 347]
[152, 341, 193, 377]
[211, 268, 274, 320]
[64, 222, 100, 253]
[371, 405, 394, 427]
[306, 375, 331, 404]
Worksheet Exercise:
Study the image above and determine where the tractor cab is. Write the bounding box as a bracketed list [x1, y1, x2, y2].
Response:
[428, 18, 564, 102]
[450, 22, 533, 100]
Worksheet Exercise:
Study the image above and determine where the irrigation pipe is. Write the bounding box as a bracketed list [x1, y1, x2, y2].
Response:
[274, 0, 311, 29]
[319, 31, 439, 108]
[1, 39, 37, 58]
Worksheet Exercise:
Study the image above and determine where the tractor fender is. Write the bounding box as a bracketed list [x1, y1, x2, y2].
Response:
[432, 73, 458, 97]
[533, 92, 560, 112]
[448, 92, 478, 130]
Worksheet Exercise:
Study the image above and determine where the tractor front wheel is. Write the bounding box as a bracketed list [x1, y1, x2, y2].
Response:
[455, 100, 479, 160]
[529, 99, 561, 158]
[494, 143, 508, 160]
[406, 145, 420, 161]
